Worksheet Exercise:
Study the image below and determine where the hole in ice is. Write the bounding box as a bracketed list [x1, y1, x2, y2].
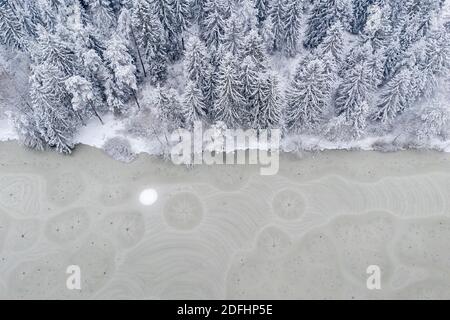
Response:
[139, 188, 158, 206]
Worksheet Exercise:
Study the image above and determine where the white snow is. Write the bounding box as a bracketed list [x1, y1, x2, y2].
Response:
[0, 118, 18, 141]
[1, 113, 450, 154]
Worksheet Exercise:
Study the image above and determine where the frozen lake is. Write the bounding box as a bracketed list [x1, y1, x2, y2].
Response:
[0, 141, 450, 299]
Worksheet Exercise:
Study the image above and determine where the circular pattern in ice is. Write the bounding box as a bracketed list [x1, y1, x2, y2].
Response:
[163, 192, 204, 230]
[256, 226, 292, 258]
[45, 207, 90, 243]
[0, 175, 40, 217]
[272, 189, 305, 220]
[46, 172, 85, 206]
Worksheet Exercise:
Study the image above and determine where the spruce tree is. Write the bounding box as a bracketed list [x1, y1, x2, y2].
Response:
[182, 80, 207, 126]
[259, 72, 283, 129]
[372, 68, 413, 123]
[304, 0, 345, 49]
[132, 0, 167, 83]
[267, 0, 285, 52]
[213, 53, 246, 127]
[202, 0, 227, 50]
[335, 62, 373, 136]
[318, 21, 345, 64]
[285, 59, 331, 131]
[283, 0, 303, 57]
[0, 0, 26, 50]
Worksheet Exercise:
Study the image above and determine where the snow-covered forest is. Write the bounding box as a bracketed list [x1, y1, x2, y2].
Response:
[0, 0, 449, 155]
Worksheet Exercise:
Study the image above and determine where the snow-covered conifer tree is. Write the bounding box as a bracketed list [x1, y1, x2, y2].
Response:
[372, 68, 413, 123]
[35, 25, 76, 76]
[283, 0, 303, 57]
[132, 0, 167, 83]
[304, 0, 346, 49]
[255, 0, 270, 26]
[335, 61, 373, 136]
[104, 34, 138, 113]
[241, 29, 268, 70]
[318, 21, 345, 64]
[267, 0, 285, 52]
[0, 0, 26, 50]
[155, 85, 184, 130]
[221, 12, 245, 55]
[182, 80, 207, 126]
[213, 53, 246, 127]
[202, 0, 227, 50]
[285, 59, 331, 131]
[258, 72, 283, 129]
[29, 62, 76, 153]
[350, 0, 374, 34]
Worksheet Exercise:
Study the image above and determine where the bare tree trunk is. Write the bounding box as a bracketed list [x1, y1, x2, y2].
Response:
[133, 91, 141, 110]
[76, 111, 86, 126]
[130, 26, 147, 78]
[91, 105, 104, 125]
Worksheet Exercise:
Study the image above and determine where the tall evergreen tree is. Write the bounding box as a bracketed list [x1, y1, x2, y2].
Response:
[286, 59, 332, 131]
[372, 68, 413, 123]
[182, 80, 207, 126]
[35, 25, 76, 76]
[283, 0, 303, 57]
[104, 34, 138, 114]
[241, 29, 268, 70]
[304, 0, 346, 49]
[267, 0, 285, 52]
[0, 0, 26, 50]
[257, 72, 283, 129]
[318, 21, 345, 64]
[201, 0, 227, 50]
[213, 53, 246, 127]
[29, 62, 76, 153]
[350, 0, 375, 34]
[132, 0, 167, 83]
[335, 61, 373, 136]
[254, 0, 270, 26]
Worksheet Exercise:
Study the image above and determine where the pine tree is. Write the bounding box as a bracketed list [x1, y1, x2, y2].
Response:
[184, 34, 212, 110]
[372, 68, 413, 123]
[35, 25, 76, 76]
[247, 72, 267, 129]
[267, 0, 285, 52]
[285, 59, 331, 131]
[132, 0, 167, 83]
[241, 29, 268, 71]
[29, 62, 75, 153]
[283, 0, 303, 57]
[361, 3, 392, 52]
[255, 0, 270, 26]
[258, 72, 283, 129]
[155, 85, 184, 130]
[335, 62, 373, 136]
[318, 21, 345, 64]
[87, 0, 116, 32]
[213, 53, 246, 127]
[350, 0, 375, 34]
[0, 0, 26, 50]
[172, 0, 190, 34]
[240, 56, 259, 103]
[182, 81, 207, 126]
[304, 0, 345, 49]
[104, 34, 138, 114]
[202, 0, 227, 50]
[221, 12, 245, 55]
[65, 75, 104, 124]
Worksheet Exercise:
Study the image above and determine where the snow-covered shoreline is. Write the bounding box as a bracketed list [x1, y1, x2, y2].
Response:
[2, 114, 449, 155]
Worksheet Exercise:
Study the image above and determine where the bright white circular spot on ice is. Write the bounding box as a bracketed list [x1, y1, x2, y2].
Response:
[139, 188, 158, 206]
